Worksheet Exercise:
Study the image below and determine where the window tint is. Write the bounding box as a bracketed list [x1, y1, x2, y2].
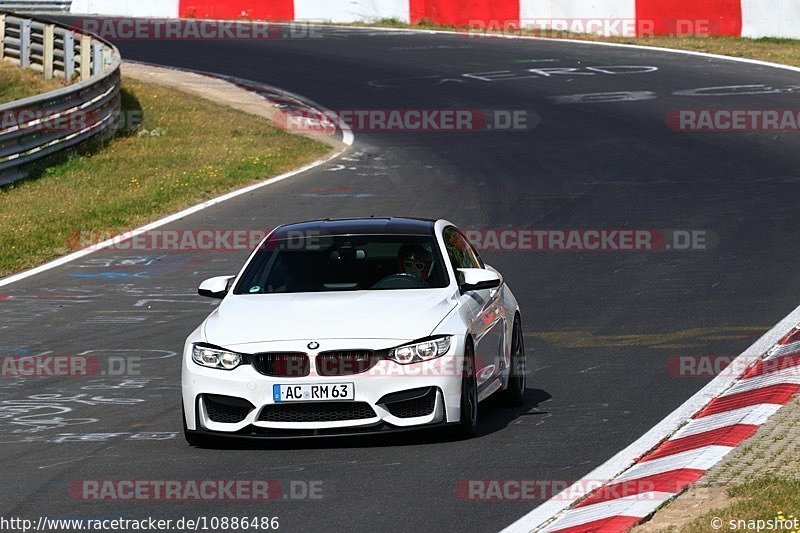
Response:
[233, 234, 449, 294]
[443, 227, 482, 281]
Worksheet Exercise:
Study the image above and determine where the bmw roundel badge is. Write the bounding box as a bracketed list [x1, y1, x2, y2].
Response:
[307, 342, 320, 350]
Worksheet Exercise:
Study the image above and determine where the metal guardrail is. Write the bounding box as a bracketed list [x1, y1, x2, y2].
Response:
[0, 1, 72, 13]
[0, 11, 121, 183]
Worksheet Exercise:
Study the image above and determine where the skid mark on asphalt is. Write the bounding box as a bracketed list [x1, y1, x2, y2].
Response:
[235, 460, 403, 475]
[0, 283, 217, 330]
[70, 271, 151, 279]
[83, 314, 149, 325]
[0, 393, 145, 438]
[526, 326, 767, 349]
[0, 349, 180, 444]
[67, 255, 218, 278]
[369, 64, 660, 88]
[302, 193, 374, 199]
[0, 292, 103, 328]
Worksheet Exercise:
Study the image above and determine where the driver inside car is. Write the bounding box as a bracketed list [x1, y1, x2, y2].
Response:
[397, 244, 433, 281]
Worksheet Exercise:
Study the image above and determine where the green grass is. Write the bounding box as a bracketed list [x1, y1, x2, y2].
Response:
[0, 60, 67, 103]
[0, 77, 329, 276]
[674, 476, 800, 533]
[374, 17, 407, 27]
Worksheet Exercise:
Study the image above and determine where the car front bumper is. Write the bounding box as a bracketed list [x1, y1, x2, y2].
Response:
[181, 337, 466, 436]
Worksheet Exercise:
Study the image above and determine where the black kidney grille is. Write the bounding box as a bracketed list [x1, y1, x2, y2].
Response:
[203, 395, 254, 424]
[257, 402, 376, 423]
[252, 352, 310, 377]
[384, 389, 437, 419]
[316, 350, 386, 376]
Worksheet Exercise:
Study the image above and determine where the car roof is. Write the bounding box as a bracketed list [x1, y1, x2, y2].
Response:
[272, 217, 438, 238]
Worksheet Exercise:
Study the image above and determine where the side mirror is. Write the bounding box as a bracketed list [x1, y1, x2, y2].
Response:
[198, 276, 235, 300]
[457, 268, 502, 293]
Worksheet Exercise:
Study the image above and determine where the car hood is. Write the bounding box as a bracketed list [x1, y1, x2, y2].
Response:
[203, 289, 457, 346]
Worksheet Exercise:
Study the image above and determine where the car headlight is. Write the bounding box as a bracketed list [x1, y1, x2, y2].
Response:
[192, 343, 243, 370]
[388, 336, 452, 365]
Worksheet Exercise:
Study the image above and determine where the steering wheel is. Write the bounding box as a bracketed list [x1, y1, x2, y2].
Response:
[371, 273, 429, 289]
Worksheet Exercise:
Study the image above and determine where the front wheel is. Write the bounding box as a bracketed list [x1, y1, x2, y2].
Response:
[454, 340, 479, 439]
[498, 316, 526, 406]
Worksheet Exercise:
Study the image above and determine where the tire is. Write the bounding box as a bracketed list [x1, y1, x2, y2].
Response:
[454, 339, 479, 439]
[498, 316, 526, 407]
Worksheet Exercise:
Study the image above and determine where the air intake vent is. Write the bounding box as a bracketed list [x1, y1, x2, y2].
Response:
[258, 402, 376, 423]
[383, 388, 437, 419]
[203, 395, 253, 424]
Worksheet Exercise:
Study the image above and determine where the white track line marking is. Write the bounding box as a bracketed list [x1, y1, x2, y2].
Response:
[671, 403, 783, 439]
[543, 492, 675, 532]
[613, 445, 734, 483]
[721, 369, 800, 397]
[767, 340, 800, 358]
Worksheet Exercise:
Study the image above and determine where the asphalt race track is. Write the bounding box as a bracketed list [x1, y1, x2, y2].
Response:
[3, 22, 800, 532]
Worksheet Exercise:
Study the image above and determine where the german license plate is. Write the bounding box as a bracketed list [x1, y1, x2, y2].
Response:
[273, 383, 354, 403]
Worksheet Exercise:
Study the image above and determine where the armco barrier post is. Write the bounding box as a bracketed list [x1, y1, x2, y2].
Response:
[80, 34, 91, 80]
[43, 23, 55, 79]
[20, 18, 31, 68]
[92, 41, 102, 77]
[103, 46, 112, 72]
[63, 30, 74, 80]
[0, 15, 5, 60]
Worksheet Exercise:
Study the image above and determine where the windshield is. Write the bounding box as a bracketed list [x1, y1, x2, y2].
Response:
[233, 234, 450, 294]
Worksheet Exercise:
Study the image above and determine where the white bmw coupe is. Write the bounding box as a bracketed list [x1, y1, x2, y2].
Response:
[182, 218, 525, 444]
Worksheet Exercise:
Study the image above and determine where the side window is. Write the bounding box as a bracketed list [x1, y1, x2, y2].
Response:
[458, 230, 484, 269]
[444, 227, 482, 283]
